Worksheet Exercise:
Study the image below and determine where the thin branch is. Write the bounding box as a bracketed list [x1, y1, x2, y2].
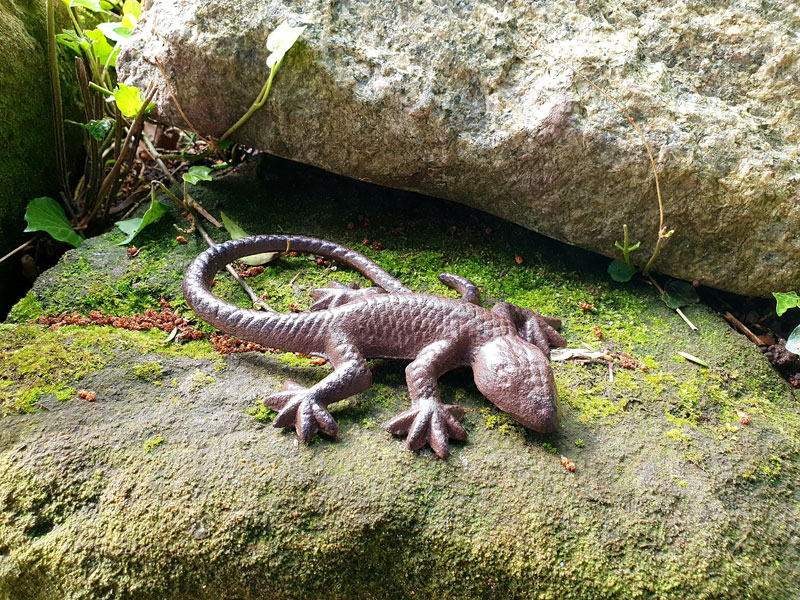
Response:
[140, 133, 222, 228]
[522, 34, 671, 276]
[153, 57, 223, 156]
[157, 182, 270, 311]
[648, 275, 698, 332]
[0, 237, 38, 266]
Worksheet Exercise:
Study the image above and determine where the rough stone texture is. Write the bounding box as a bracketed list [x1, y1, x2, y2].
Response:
[1, 156, 799, 599]
[0, 1, 81, 316]
[118, 0, 800, 297]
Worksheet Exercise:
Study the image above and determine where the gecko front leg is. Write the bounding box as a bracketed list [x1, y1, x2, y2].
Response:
[385, 340, 468, 458]
[266, 339, 372, 442]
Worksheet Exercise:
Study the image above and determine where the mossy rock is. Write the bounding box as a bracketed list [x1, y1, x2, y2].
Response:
[1, 156, 799, 599]
[0, 0, 82, 316]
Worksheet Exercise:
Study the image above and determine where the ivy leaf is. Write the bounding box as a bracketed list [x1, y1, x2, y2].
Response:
[56, 30, 83, 54]
[266, 21, 306, 68]
[85, 28, 119, 67]
[24, 197, 85, 248]
[220, 212, 277, 265]
[183, 166, 213, 185]
[115, 193, 169, 245]
[97, 21, 132, 44]
[662, 279, 700, 309]
[787, 325, 800, 355]
[84, 118, 114, 140]
[113, 83, 154, 118]
[773, 292, 800, 317]
[65, 0, 104, 12]
[608, 259, 635, 283]
[122, 0, 141, 20]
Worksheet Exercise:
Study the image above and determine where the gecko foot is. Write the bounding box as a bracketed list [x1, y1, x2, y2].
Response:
[385, 402, 467, 459]
[265, 381, 339, 442]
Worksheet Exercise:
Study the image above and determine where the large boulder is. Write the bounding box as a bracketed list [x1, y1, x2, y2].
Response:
[0, 1, 81, 316]
[1, 156, 799, 599]
[118, 0, 800, 297]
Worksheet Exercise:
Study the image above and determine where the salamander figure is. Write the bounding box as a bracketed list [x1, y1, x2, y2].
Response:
[183, 235, 567, 458]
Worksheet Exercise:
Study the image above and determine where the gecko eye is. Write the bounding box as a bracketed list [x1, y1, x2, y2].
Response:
[472, 335, 561, 433]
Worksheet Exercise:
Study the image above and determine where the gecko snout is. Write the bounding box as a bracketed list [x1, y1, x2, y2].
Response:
[472, 335, 561, 434]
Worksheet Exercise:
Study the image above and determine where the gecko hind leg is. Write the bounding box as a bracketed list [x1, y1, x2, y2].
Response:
[438, 273, 481, 305]
[265, 341, 372, 442]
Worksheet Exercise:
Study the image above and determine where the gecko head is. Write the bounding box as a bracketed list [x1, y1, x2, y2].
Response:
[472, 335, 561, 433]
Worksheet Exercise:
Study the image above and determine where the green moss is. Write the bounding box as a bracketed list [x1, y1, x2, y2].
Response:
[247, 400, 276, 423]
[541, 442, 558, 455]
[0, 324, 105, 413]
[134, 361, 164, 384]
[479, 406, 519, 435]
[7, 293, 44, 323]
[188, 369, 216, 392]
[144, 435, 164, 453]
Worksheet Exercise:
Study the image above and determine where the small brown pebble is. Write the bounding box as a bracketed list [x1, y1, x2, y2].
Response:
[78, 389, 96, 402]
[514, 254, 523, 265]
[175, 236, 187, 244]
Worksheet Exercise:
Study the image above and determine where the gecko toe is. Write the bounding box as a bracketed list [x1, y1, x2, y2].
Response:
[385, 408, 418, 435]
[406, 412, 430, 452]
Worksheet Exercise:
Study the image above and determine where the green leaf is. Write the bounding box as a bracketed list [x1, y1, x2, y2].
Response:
[115, 193, 169, 245]
[220, 212, 277, 265]
[67, 0, 104, 12]
[84, 118, 114, 140]
[113, 83, 154, 118]
[85, 28, 118, 67]
[24, 197, 84, 248]
[122, 0, 141, 20]
[183, 166, 213, 185]
[56, 30, 83, 54]
[608, 259, 636, 283]
[662, 279, 700, 309]
[786, 325, 800, 355]
[97, 21, 132, 44]
[266, 20, 306, 68]
[773, 292, 800, 317]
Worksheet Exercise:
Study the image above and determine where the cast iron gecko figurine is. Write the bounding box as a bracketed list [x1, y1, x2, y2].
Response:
[183, 235, 567, 458]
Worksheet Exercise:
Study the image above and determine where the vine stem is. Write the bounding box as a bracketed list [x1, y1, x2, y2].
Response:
[46, 0, 73, 212]
[219, 61, 279, 143]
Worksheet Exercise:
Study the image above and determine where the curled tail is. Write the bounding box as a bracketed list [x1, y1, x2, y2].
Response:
[182, 235, 408, 352]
